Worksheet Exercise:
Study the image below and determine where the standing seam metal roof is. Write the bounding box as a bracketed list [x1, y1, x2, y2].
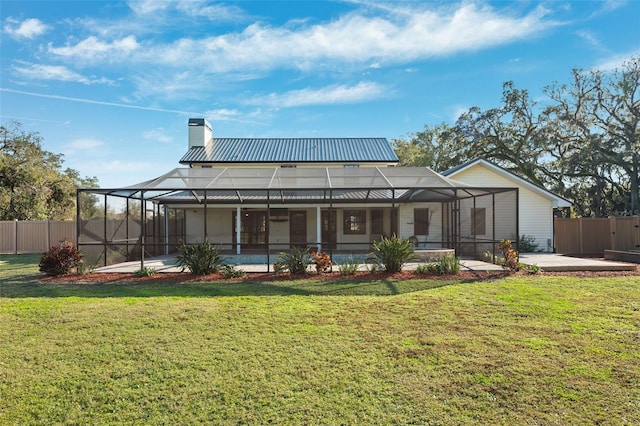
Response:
[179, 138, 399, 163]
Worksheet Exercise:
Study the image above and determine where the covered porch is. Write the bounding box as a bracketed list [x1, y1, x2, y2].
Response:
[77, 167, 519, 271]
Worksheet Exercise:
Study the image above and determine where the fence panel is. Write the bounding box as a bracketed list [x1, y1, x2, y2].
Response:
[554, 216, 639, 255]
[581, 218, 611, 254]
[16, 221, 48, 253]
[49, 221, 76, 246]
[0, 220, 78, 254]
[554, 218, 581, 254]
[0, 222, 17, 254]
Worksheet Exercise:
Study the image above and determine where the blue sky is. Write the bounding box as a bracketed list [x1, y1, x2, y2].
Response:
[1, 0, 638, 188]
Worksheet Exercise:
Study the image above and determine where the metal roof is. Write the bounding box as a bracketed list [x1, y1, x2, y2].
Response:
[85, 167, 517, 204]
[179, 138, 399, 164]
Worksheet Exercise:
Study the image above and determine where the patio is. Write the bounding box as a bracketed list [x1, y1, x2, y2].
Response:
[93, 253, 636, 274]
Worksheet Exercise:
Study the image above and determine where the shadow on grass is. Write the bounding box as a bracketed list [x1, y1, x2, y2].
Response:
[1, 254, 508, 299]
[0, 274, 491, 299]
[0, 275, 507, 298]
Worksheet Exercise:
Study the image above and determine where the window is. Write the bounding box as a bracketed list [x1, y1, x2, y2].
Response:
[343, 210, 366, 234]
[343, 164, 360, 168]
[414, 208, 430, 235]
[472, 208, 486, 236]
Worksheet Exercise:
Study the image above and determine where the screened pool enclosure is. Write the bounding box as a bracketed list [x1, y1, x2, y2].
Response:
[77, 167, 519, 269]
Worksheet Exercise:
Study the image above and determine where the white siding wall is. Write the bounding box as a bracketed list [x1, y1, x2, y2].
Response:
[450, 164, 553, 252]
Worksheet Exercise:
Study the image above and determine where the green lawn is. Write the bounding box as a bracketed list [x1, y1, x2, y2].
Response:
[1, 254, 639, 425]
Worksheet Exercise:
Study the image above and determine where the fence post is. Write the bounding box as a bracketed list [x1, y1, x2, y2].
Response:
[14, 219, 18, 255]
[609, 216, 615, 251]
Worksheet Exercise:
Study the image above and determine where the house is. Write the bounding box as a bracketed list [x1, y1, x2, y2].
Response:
[443, 158, 572, 252]
[77, 119, 520, 268]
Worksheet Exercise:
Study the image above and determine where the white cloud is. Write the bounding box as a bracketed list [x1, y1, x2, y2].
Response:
[47, 3, 557, 72]
[48, 35, 139, 61]
[66, 139, 104, 150]
[4, 17, 50, 39]
[594, 51, 640, 72]
[127, 0, 244, 21]
[248, 81, 387, 108]
[142, 128, 173, 144]
[13, 63, 115, 85]
[576, 30, 605, 51]
[127, 0, 170, 15]
[38, 2, 562, 101]
[205, 109, 240, 120]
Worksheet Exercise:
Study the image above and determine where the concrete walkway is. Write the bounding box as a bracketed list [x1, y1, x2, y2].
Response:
[519, 253, 636, 272]
[95, 253, 635, 274]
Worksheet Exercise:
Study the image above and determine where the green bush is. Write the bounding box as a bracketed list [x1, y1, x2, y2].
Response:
[368, 234, 415, 273]
[134, 267, 157, 277]
[221, 265, 245, 279]
[518, 234, 539, 253]
[176, 241, 224, 275]
[39, 241, 83, 276]
[77, 261, 96, 275]
[414, 255, 461, 275]
[338, 257, 360, 275]
[273, 247, 311, 275]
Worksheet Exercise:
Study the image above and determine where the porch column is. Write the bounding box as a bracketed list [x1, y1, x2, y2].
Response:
[316, 206, 322, 252]
[236, 206, 241, 254]
[164, 205, 169, 255]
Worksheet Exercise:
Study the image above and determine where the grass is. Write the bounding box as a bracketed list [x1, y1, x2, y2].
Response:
[1, 253, 639, 424]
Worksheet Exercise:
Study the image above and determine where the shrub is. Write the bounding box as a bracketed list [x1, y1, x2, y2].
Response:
[176, 241, 224, 275]
[497, 239, 519, 273]
[311, 251, 332, 274]
[77, 261, 96, 275]
[414, 263, 431, 275]
[39, 241, 83, 276]
[368, 234, 415, 273]
[520, 263, 541, 274]
[414, 255, 461, 275]
[518, 234, 539, 253]
[221, 265, 245, 279]
[273, 247, 310, 275]
[338, 257, 360, 275]
[435, 255, 461, 275]
[134, 267, 156, 277]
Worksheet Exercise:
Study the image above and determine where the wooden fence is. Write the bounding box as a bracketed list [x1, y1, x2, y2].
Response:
[0, 220, 77, 254]
[554, 216, 640, 255]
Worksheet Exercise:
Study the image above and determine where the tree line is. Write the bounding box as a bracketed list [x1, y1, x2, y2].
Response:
[0, 122, 99, 221]
[3, 57, 638, 220]
[393, 56, 639, 217]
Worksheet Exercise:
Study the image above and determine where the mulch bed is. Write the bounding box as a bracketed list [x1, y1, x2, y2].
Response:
[40, 262, 640, 284]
